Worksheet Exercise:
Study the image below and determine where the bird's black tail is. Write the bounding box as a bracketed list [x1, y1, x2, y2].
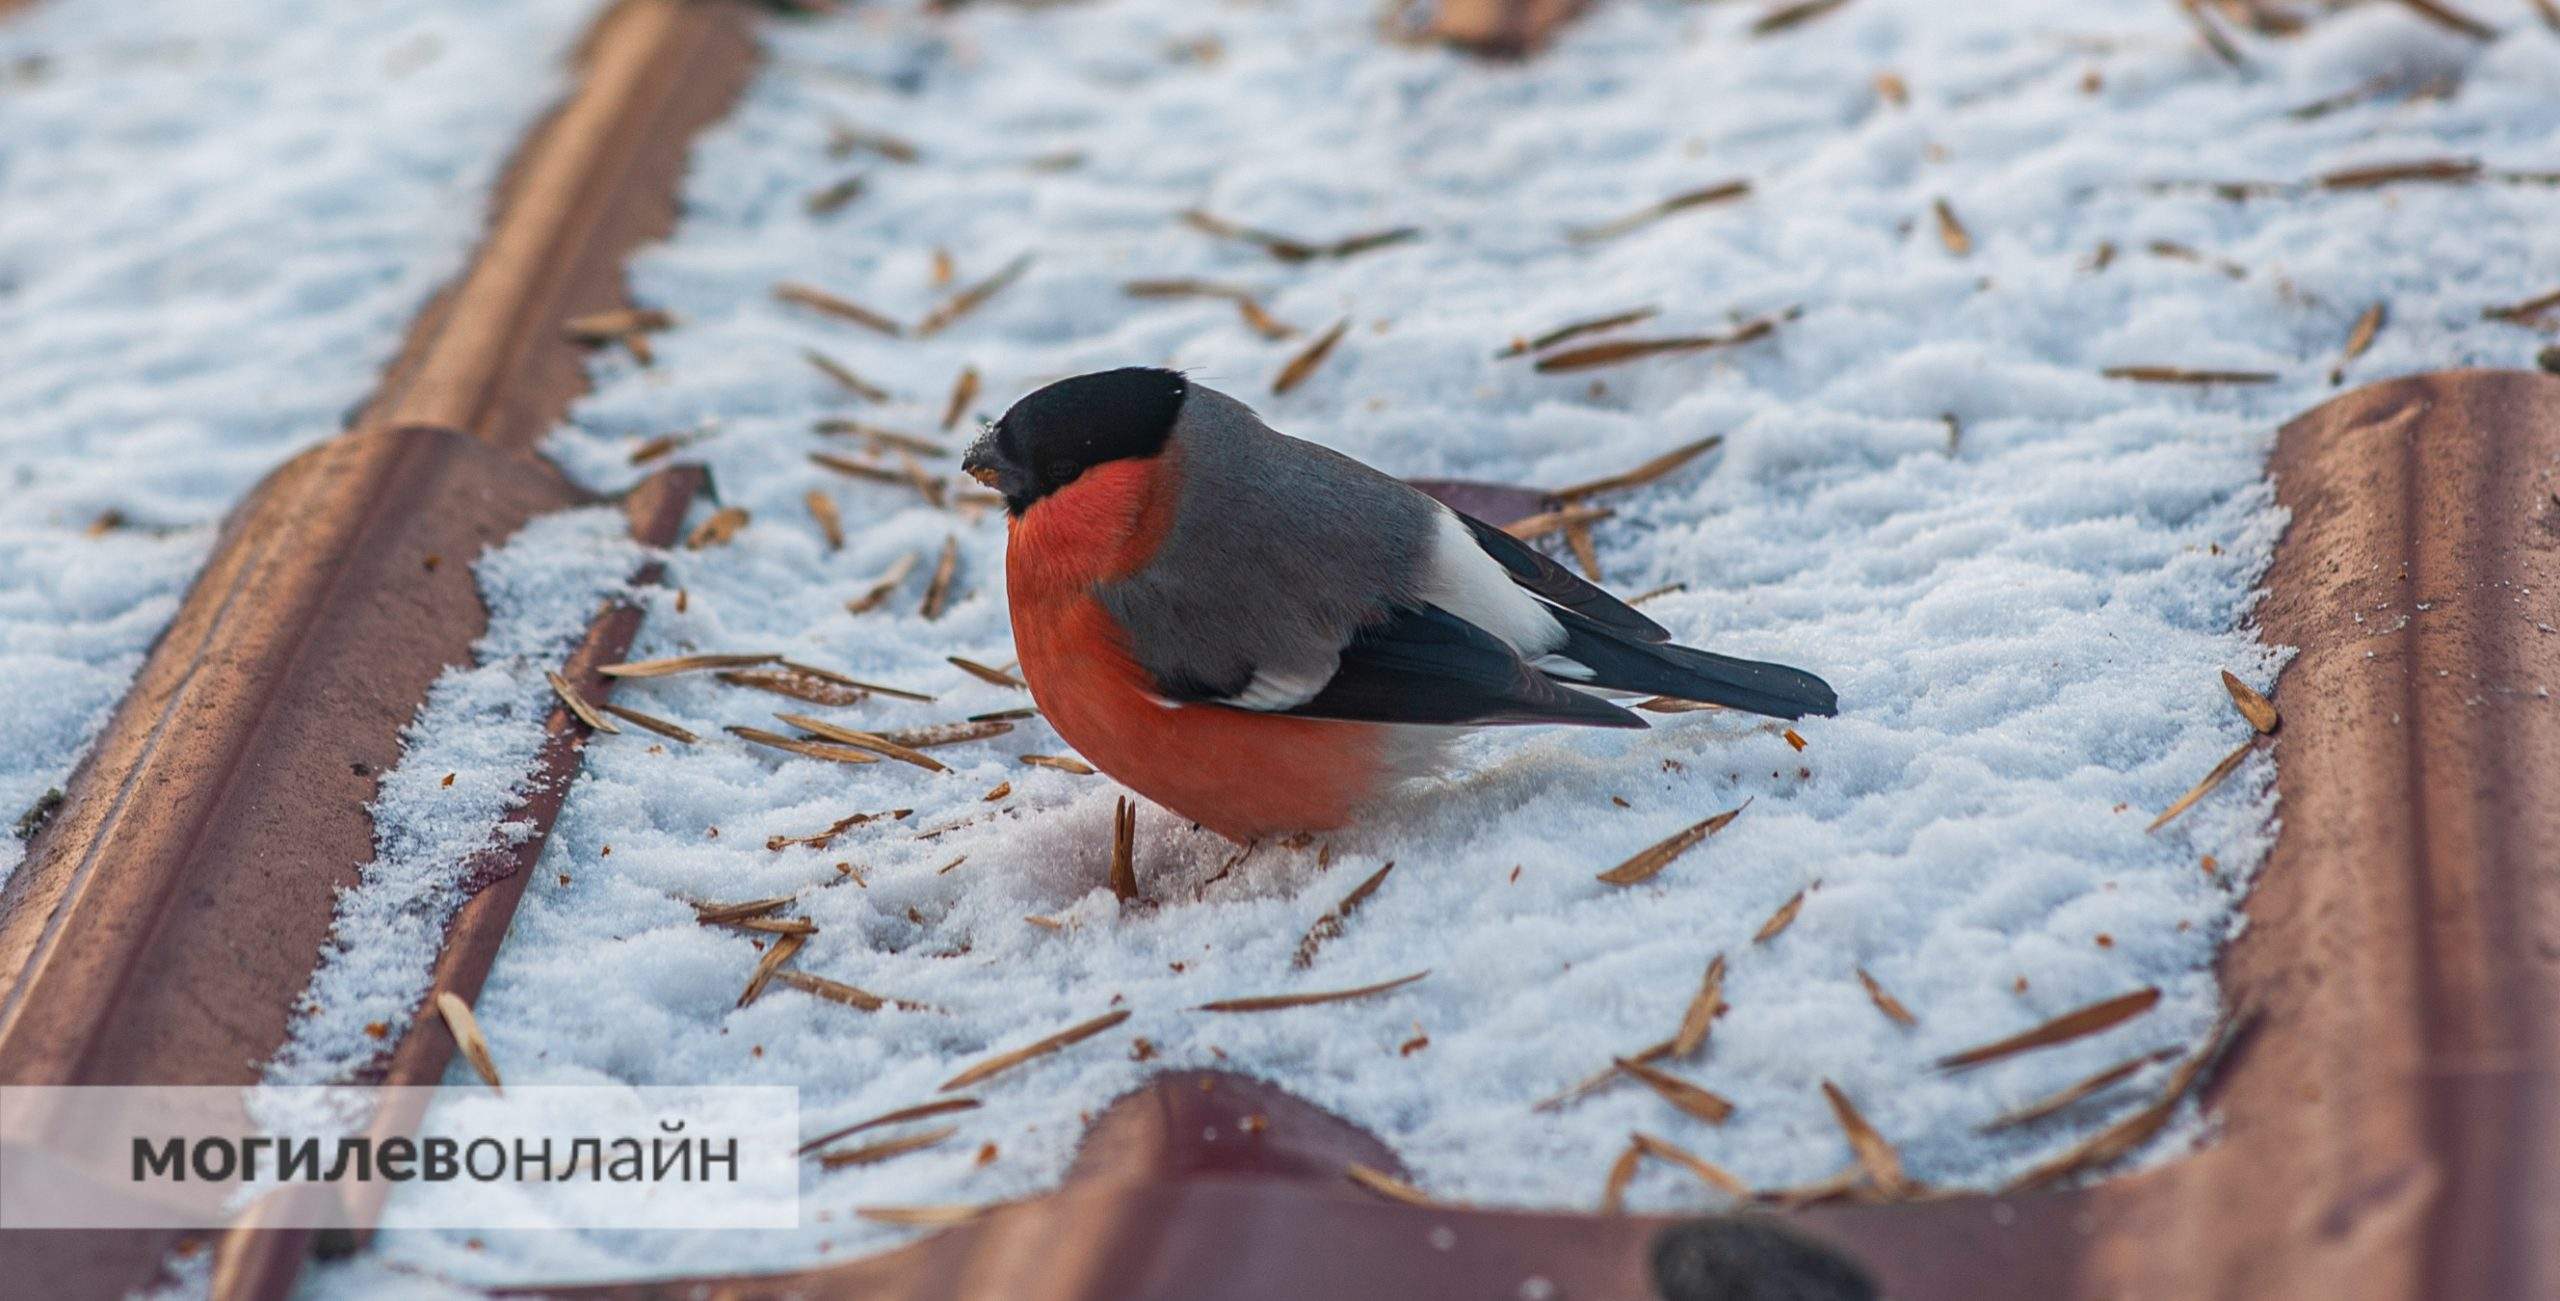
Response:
[1549, 608, 1838, 721]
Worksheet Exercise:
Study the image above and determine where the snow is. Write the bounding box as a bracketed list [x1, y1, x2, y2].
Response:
[0, 0, 601, 884]
[298, 0, 2560, 1290]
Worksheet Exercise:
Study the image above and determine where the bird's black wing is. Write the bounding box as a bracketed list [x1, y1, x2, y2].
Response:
[1272, 602, 1646, 729]
[1453, 511, 1670, 643]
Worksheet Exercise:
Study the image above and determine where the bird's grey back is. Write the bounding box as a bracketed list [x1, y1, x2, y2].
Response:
[1095, 384, 1434, 701]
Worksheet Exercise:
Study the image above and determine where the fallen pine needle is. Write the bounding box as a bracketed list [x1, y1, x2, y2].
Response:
[1180, 210, 1419, 263]
[1753, 0, 1855, 37]
[601, 652, 779, 679]
[2318, 156, 2481, 189]
[2339, 303, 2385, 370]
[1598, 801, 1749, 886]
[2004, 1006, 2250, 1192]
[776, 281, 902, 336]
[435, 992, 501, 1092]
[1820, 1080, 1909, 1197]
[777, 969, 926, 1013]
[941, 1009, 1132, 1091]
[2220, 669, 2279, 734]
[2102, 365, 2277, 385]
[1932, 197, 1971, 256]
[1754, 889, 1806, 943]
[942, 365, 980, 431]
[778, 713, 950, 772]
[805, 491, 844, 551]
[2485, 287, 2560, 324]
[546, 671, 620, 735]
[778, 660, 933, 702]
[1614, 1056, 1735, 1123]
[1979, 1049, 2177, 1133]
[879, 720, 1016, 749]
[949, 656, 1026, 689]
[1197, 970, 1428, 1013]
[816, 419, 946, 458]
[1601, 1139, 1644, 1214]
[847, 554, 919, 614]
[1939, 987, 2162, 1071]
[694, 896, 793, 924]
[1556, 436, 1723, 501]
[2145, 739, 2257, 832]
[1671, 956, 1726, 1057]
[1272, 317, 1350, 395]
[856, 1204, 984, 1228]
[1108, 797, 1140, 903]
[1345, 1162, 1434, 1206]
[1503, 504, 1613, 544]
[1021, 754, 1094, 775]
[816, 1125, 956, 1170]
[727, 726, 882, 766]
[1567, 181, 1749, 245]
[1857, 968, 1917, 1027]
[562, 308, 672, 343]
[1632, 1133, 1750, 1198]
[804, 348, 889, 401]
[1534, 1042, 1673, 1112]
[798, 1098, 981, 1155]
[1536, 314, 1785, 373]
[736, 931, 808, 1008]
[920, 536, 959, 620]
[1498, 306, 1659, 358]
[917, 254, 1033, 337]
[1292, 861, 1396, 969]
[718, 666, 867, 707]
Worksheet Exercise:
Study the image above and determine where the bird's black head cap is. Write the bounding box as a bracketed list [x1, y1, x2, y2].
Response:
[964, 368, 1189, 515]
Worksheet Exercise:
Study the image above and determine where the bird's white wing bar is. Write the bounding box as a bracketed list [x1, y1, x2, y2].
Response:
[1412, 508, 1569, 659]
[1216, 660, 1338, 712]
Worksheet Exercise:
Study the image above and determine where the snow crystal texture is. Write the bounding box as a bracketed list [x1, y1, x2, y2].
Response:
[0, 0, 599, 883]
[318, 0, 2560, 1289]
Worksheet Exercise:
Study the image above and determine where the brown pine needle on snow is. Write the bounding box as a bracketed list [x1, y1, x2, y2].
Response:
[1197, 970, 1429, 1013]
[815, 419, 947, 458]
[1753, 0, 1854, 37]
[1614, 1056, 1736, 1123]
[764, 808, 907, 852]
[1555, 435, 1723, 502]
[921, 536, 960, 620]
[601, 652, 781, 679]
[692, 896, 792, 924]
[779, 660, 934, 702]
[917, 255, 1033, 337]
[1272, 317, 1350, 395]
[1754, 889, 1807, 943]
[2004, 1007, 2251, 1192]
[1932, 198, 1971, 256]
[2146, 739, 2257, 832]
[805, 491, 845, 551]
[950, 656, 1027, 689]
[1124, 279, 1297, 339]
[1857, 968, 1918, 1027]
[1109, 798, 1140, 903]
[736, 931, 809, 1008]
[2220, 670, 2279, 733]
[1632, 1133, 1750, 1198]
[596, 702, 697, 744]
[877, 720, 1017, 749]
[1820, 1080, 1910, 1197]
[1672, 955, 1728, 1056]
[776, 714, 949, 773]
[803, 348, 890, 401]
[798, 1098, 982, 1155]
[816, 1125, 956, 1170]
[1979, 1048, 2178, 1133]
[717, 667, 867, 707]
[685, 506, 750, 550]
[940, 1009, 1132, 1091]
[1597, 801, 1749, 886]
[435, 992, 502, 1092]
[1179, 210, 1420, 263]
[1938, 987, 2163, 1071]
[1503, 504, 1614, 543]
[942, 366, 981, 431]
[1345, 1162, 1435, 1206]
[1534, 1041, 1674, 1113]
[2103, 366, 2278, 385]
[847, 553, 919, 614]
[546, 671, 620, 735]
[775, 282, 903, 336]
[1564, 523, 1602, 580]
[1535, 313, 1786, 373]
[1498, 306, 1661, 358]
[775, 969, 929, 1014]
[804, 175, 865, 216]
[1600, 1140, 1644, 1214]
[1566, 181, 1749, 245]
[562, 308, 673, 344]
[1293, 861, 1397, 969]
[726, 726, 882, 766]
[2341, 303, 2385, 362]
[1018, 754, 1090, 775]
[2482, 286, 2560, 324]
[2389, 0, 2497, 41]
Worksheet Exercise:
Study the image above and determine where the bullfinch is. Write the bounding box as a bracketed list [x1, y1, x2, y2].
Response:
[962, 368, 1836, 842]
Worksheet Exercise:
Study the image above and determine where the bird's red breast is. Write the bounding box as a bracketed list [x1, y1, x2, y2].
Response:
[1006, 448, 1392, 842]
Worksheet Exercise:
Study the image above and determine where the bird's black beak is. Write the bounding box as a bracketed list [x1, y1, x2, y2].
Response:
[962, 431, 1003, 489]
